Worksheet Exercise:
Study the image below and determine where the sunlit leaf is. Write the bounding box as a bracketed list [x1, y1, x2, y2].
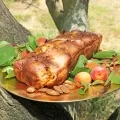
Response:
[88, 59, 102, 64]
[70, 67, 91, 76]
[17, 43, 26, 48]
[17, 43, 27, 51]
[78, 82, 89, 95]
[115, 57, 120, 65]
[16, 52, 21, 60]
[73, 55, 87, 71]
[2, 66, 15, 79]
[1, 59, 15, 67]
[93, 51, 117, 59]
[78, 88, 85, 95]
[5, 69, 15, 79]
[91, 80, 104, 86]
[19, 47, 27, 52]
[104, 71, 115, 86]
[81, 82, 89, 92]
[0, 45, 16, 66]
[111, 73, 120, 84]
[2, 66, 13, 72]
[28, 36, 37, 50]
[25, 43, 33, 52]
[0, 41, 10, 48]
[67, 76, 74, 82]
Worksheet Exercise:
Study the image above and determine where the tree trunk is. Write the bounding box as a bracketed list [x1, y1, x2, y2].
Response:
[46, 0, 89, 32]
[61, 90, 120, 120]
[0, 0, 30, 44]
[0, 0, 120, 120]
[0, 86, 72, 120]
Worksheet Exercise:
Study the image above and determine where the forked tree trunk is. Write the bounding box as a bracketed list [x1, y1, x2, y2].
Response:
[0, 0, 120, 120]
[46, 0, 89, 32]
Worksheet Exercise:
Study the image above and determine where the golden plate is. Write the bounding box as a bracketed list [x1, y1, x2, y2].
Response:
[0, 69, 120, 103]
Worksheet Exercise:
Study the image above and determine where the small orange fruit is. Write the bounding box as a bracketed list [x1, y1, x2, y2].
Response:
[74, 72, 92, 88]
[21, 50, 29, 58]
[36, 38, 47, 46]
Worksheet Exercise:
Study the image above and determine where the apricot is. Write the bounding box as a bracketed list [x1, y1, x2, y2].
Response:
[91, 66, 108, 81]
[21, 50, 29, 58]
[36, 38, 47, 46]
[74, 72, 92, 88]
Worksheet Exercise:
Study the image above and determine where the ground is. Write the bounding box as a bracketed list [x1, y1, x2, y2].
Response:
[4, 0, 120, 51]
[89, 0, 120, 51]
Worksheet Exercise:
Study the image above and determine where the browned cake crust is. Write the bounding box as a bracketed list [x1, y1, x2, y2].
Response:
[13, 30, 102, 89]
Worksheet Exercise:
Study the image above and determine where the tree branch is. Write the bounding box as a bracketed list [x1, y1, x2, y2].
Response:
[46, 0, 89, 32]
[46, 0, 64, 31]
[21, 0, 44, 11]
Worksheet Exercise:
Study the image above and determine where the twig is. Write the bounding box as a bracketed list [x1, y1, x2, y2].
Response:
[21, 0, 44, 12]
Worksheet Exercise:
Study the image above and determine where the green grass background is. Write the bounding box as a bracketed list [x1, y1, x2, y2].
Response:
[4, 0, 120, 51]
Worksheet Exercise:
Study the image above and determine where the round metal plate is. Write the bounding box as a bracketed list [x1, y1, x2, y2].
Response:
[0, 69, 120, 103]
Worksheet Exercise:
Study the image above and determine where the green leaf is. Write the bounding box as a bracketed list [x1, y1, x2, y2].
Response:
[25, 43, 33, 52]
[70, 67, 91, 76]
[78, 82, 89, 95]
[81, 82, 89, 92]
[91, 80, 104, 86]
[19, 47, 27, 52]
[88, 59, 102, 64]
[73, 55, 87, 71]
[78, 88, 85, 95]
[2, 66, 13, 72]
[16, 52, 21, 60]
[115, 57, 120, 65]
[1, 59, 15, 67]
[93, 51, 117, 59]
[67, 76, 74, 82]
[14, 48, 21, 60]
[0, 41, 10, 48]
[2, 66, 15, 79]
[0, 45, 16, 66]
[17, 43, 26, 48]
[28, 36, 37, 50]
[104, 71, 115, 86]
[5, 69, 15, 79]
[114, 51, 120, 56]
[17, 43, 27, 51]
[111, 73, 120, 84]
[105, 71, 120, 85]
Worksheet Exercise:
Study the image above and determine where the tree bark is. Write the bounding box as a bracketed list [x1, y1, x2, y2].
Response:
[46, 0, 89, 32]
[0, 0, 120, 120]
[0, 86, 72, 120]
[0, 0, 30, 44]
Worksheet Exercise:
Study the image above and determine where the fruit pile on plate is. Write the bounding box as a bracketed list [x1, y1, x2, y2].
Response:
[67, 51, 120, 95]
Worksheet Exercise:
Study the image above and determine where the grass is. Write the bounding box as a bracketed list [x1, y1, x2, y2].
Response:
[14, 14, 31, 22]
[88, 0, 120, 51]
[3, 0, 120, 51]
[38, 13, 57, 30]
